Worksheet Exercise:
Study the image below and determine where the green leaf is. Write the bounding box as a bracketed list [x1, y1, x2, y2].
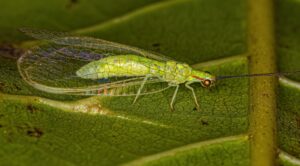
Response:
[0, 0, 299, 165]
[0, 0, 163, 42]
[277, 0, 300, 165]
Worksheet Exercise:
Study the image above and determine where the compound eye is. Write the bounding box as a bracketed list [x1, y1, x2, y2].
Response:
[203, 80, 211, 87]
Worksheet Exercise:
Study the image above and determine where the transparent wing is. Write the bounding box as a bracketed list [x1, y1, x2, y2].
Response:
[20, 28, 173, 62]
[18, 40, 171, 96]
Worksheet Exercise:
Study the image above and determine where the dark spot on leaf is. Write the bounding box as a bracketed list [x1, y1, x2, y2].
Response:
[0, 114, 4, 118]
[0, 82, 5, 91]
[0, 44, 24, 59]
[27, 104, 38, 113]
[66, 0, 79, 9]
[13, 83, 21, 91]
[151, 43, 161, 52]
[152, 43, 160, 47]
[200, 119, 209, 126]
[0, 124, 3, 128]
[27, 127, 43, 138]
[193, 107, 197, 111]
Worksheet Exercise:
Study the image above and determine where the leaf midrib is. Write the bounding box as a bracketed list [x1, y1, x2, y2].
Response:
[247, 0, 277, 165]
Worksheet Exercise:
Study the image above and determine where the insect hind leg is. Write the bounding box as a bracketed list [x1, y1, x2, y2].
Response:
[185, 82, 200, 111]
[170, 85, 179, 111]
[132, 75, 150, 104]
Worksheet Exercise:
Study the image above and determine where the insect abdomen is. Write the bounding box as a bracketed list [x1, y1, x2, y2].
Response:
[76, 54, 164, 79]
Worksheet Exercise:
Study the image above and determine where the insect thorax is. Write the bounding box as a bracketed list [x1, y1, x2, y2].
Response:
[162, 61, 192, 84]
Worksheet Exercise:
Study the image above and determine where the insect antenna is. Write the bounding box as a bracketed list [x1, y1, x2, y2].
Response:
[216, 70, 300, 80]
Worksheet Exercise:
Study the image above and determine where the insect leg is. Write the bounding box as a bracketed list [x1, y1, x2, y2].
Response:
[170, 85, 179, 111]
[185, 82, 200, 111]
[132, 75, 150, 104]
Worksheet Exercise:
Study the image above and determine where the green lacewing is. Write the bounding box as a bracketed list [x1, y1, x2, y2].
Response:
[17, 28, 300, 111]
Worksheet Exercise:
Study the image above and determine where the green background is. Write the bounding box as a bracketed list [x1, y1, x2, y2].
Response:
[0, 0, 299, 165]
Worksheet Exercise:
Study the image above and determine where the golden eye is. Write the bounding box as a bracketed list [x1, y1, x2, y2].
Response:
[203, 80, 211, 87]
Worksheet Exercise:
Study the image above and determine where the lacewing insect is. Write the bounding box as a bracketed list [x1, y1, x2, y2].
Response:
[17, 28, 300, 111]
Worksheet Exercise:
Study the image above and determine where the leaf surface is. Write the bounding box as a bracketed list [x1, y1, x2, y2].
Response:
[0, 0, 299, 165]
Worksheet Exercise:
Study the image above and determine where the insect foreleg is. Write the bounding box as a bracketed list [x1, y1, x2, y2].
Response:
[132, 75, 150, 104]
[170, 84, 179, 111]
[185, 81, 200, 111]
